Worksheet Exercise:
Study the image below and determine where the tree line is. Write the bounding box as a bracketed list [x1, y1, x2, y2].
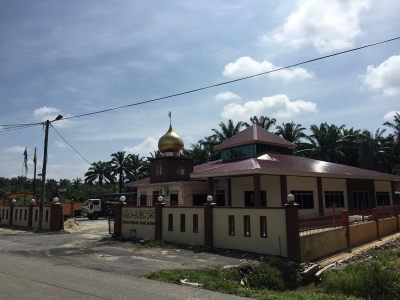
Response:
[1, 113, 398, 202]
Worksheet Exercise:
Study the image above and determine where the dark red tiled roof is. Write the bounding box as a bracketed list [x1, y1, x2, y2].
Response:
[214, 125, 296, 151]
[191, 153, 400, 181]
[125, 177, 150, 187]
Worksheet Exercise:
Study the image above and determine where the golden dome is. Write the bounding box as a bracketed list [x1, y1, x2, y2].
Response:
[158, 124, 184, 153]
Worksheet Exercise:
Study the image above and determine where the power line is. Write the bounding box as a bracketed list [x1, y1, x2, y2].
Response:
[50, 125, 92, 165]
[1, 36, 400, 128]
[0, 123, 41, 133]
[60, 36, 400, 121]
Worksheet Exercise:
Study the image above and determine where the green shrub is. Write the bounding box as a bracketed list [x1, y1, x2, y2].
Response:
[321, 262, 400, 299]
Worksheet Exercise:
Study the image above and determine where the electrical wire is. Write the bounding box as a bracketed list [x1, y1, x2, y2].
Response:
[1, 36, 400, 127]
[0, 123, 42, 133]
[50, 125, 92, 165]
[60, 36, 400, 121]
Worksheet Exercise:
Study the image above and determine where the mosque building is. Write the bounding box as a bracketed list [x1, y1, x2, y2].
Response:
[127, 116, 400, 216]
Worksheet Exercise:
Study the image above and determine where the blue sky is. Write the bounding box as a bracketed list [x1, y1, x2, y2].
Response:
[1, 0, 399, 181]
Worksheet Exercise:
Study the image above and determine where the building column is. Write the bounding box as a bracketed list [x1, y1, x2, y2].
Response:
[207, 177, 214, 199]
[227, 179, 232, 207]
[317, 177, 324, 216]
[280, 176, 287, 206]
[370, 180, 376, 208]
[346, 179, 354, 211]
[284, 199, 301, 261]
[391, 181, 396, 205]
[253, 174, 261, 207]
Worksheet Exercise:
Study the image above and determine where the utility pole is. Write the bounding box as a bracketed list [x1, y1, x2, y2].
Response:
[38, 115, 63, 230]
[38, 120, 49, 230]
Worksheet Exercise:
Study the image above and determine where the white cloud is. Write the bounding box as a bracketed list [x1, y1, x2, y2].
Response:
[362, 55, 400, 96]
[33, 106, 61, 121]
[215, 92, 241, 102]
[383, 110, 400, 122]
[32, 106, 73, 128]
[54, 141, 66, 148]
[221, 94, 318, 120]
[265, 0, 370, 53]
[2, 146, 26, 154]
[123, 137, 158, 158]
[222, 56, 313, 81]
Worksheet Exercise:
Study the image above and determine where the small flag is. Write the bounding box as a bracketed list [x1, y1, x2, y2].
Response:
[23, 147, 28, 175]
[33, 147, 37, 165]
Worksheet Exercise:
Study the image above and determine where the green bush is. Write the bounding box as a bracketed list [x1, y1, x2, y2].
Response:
[321, 262, 400, 299]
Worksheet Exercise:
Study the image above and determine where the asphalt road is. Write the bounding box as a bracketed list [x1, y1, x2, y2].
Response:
[0, 218, 248, 300]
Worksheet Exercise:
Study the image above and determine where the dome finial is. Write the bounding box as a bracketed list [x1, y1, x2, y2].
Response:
[158, 112, 184, 154]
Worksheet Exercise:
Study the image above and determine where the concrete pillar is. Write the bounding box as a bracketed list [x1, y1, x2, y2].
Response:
[9, 202, 16, 226]
[204, 198, 215, 247]
[284, 200, 300, 261]
[50, 203, 62, 231]
[317, 177, 324, 216]
[28, 202, 35, 228]
[113, 203, 124, 236]
[155, 201, 165, 240]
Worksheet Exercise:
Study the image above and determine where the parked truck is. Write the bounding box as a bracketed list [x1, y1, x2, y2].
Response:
[81, 193, 136, 220]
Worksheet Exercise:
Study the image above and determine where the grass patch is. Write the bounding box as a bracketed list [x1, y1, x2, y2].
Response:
[136, 240, 182, 249]
[320, 249, 400, 300]
[99, 235, 112, 242]
[145, 267, 361, 300]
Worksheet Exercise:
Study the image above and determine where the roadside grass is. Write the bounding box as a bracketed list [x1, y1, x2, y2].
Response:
[320, 249, 400, 300]
[136, 239, 182, 249]
[145, 268, 360, 300]
[145, 258, 362, 300]
[99, 235, 112, 241]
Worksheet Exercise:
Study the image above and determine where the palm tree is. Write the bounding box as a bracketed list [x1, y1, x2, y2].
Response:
[243, 116, 276, 130]
[275, 122, 306, 144]
[58, 178, 71, 189]
[110, 151, 132, 193]
[72, 177, 83, 190]
[126, 154, 146, 181]
[212, 119, 243, 143]
[298, 123, 347, 163]
[149, 150, 162, 158]
[84, 161, 113, 187]
[383, 112, 400, 155]
[359, 129, 392, 172]
[341, 127, 362, 167]
[45, 178, 59, 200]
[184, 142, 212, 165]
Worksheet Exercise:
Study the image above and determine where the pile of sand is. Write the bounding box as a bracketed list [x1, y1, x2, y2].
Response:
[64, 218, 82, 233]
